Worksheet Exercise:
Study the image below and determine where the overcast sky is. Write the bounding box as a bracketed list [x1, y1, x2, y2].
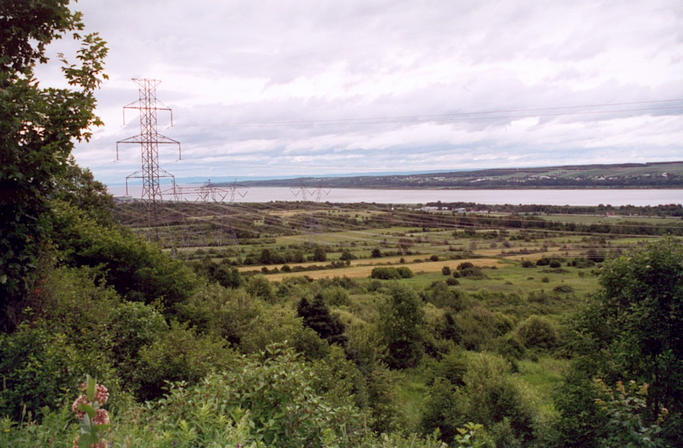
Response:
[44, 0, 683, 184]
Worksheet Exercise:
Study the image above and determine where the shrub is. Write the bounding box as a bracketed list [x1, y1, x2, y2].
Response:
[134, 322, 235, 400]
[496, 334, 526, 360]
[0, 326, 116, 421]
[396, 266, 414, 278]
[441, 266, 451, 275]
[370, 266, 413, 280]
[176, 284, 262, 347]
[380, 284, 424, 369]
[433, 349, 468, 387]
[52, 207, 199, 311]
[424, 281, 463, 310]
[370, 267, 400, 280]
[321, 285, 350, 306]
[456, 262, 485, 279]
[297, 295, 347, 347]
[516, 315, 558, 350]
[179, 344, 368, 447]
[245, 275, 275, 302]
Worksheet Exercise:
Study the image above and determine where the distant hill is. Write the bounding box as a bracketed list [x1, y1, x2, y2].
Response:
[230, 161, 683, 189]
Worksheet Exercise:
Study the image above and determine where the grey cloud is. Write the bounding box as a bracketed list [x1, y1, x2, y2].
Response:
[65, 0, 683, 183]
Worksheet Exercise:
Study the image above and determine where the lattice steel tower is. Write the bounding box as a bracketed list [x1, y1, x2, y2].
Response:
[116, 78, 181, 205]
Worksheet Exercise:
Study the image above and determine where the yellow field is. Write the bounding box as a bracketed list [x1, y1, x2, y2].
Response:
[261, 258, 502, 281]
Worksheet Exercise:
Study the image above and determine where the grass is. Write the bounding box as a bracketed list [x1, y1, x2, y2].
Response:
[393, 369, 430, 433]
[514, 357, 571, 419]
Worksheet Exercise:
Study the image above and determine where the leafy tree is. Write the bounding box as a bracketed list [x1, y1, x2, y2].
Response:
[245, 275, 275, 302]
[516, 315, 558, 350]
[340, 249, 356, 261]
[311, 245, 327, 262]
[52, 203, 199, 311]
[297, 295, 347, 346]
[0, 1, 108, 330]
[380, 284, 424, 369]
[556, 238, 682, 445]
[54, 156, 114, 225]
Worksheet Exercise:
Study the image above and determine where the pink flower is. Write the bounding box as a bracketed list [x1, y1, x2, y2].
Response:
[95, 385, 109, 405]
[93, 408, 109, 426]
[72, 395, 90, 419]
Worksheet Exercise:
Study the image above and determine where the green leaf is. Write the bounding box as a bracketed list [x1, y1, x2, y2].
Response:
[78, 403, 96, 419]
[86, 375, 96, 401]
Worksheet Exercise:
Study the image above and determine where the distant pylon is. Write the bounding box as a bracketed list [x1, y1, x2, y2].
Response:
[290, 180, 330, 246]
[116, 78, 180, 216]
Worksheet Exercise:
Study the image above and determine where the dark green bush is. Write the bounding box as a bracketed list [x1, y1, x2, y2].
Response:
[134, 322, 235, 400]
[516, 315, 558, 350]
[245, 275, 275, 302]
[424, 281, 463, 309]
[297, 295, 347, 347]
[446, 277, 460, 286]
[380, 284, 424, 369]
[52, 205, 199, 311]
[0, 326, 117, 421]
[370, 266, 413, 280]
[397, 266, 414, 278]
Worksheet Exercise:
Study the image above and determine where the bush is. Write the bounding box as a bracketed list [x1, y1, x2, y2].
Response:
[370, 266, 413, 280]
[396, 266, 414, 278]
[297, 295, 347, 347]
[380, 284, 424, 369]
[433, 349, 468, 387]
[176, 284, 263, 347]
[52, 206, 198, 311]
[441, 266, 451, 275]
[456, 307, 512, 351]
[245, 275, 275, 302]
[371, 267, 400, 280]
[496, 334, 526, 360]
[134, 322, 235, 400]
[422, 353, 534, 446]
[424, 281, 463, 310]
[321, 285, 350, 306]
[516, 315, 558, 350]
[446, 277, 460, 286]
[183, 344, 368, 447]
[456, 262, 485, 279]
[0, 326, 117, 421]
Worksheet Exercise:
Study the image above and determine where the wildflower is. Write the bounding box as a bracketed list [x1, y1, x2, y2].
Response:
[93, 409, 109, 426]
[72, 395, 90, 419]
[95, 385, 109, 405]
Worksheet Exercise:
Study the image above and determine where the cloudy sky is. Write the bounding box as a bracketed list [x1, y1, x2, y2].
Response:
[44, 0, 683, 184]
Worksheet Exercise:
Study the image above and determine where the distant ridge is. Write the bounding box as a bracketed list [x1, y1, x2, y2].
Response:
[223, 161, 683, 189]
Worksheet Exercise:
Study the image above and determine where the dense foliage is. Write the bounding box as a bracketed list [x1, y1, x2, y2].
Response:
[0, 0, 108, 330]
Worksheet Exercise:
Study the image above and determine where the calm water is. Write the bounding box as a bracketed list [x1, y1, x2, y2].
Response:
[110, 185, 683, 206]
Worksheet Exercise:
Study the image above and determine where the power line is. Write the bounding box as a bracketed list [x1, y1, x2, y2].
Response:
[224, 98, 683, 128]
